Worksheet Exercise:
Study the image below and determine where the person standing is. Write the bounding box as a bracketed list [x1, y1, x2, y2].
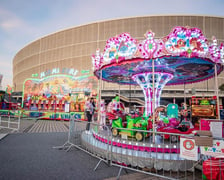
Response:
[90, 97, 96, 121]
[85, 97, 94, 132]
[99, 99, 106, 130]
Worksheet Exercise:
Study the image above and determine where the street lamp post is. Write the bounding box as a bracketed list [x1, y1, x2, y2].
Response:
[209, 36, 224, 119]
[214, 64, 220, 119]
[152, 58, 155, 143]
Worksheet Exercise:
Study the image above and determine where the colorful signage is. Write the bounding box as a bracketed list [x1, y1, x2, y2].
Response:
[31, 68, 85, 79]
[200, 119, 224, 138]
[23, 74, 98, 102]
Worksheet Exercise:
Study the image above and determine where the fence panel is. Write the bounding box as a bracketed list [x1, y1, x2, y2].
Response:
[107, 127, 199, 179]
[0, 115, 21, 132]
[55, 114, 224, 180]
[53, 115, 111, 171]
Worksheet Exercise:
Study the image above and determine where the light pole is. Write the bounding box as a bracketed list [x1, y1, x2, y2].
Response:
[152, 57, 155, 143]
[209, 36, 224, 119]
[214, 64, 220, 119]
[217, 76, 224, 117]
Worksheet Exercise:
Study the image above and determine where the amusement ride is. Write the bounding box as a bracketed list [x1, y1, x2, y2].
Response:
[92, 26, 224, 139]
[88, 26, 224, 174]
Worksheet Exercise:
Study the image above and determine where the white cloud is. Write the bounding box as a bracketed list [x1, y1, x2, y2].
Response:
[0, 7, 24, 31]
[1, 18, 22, 30]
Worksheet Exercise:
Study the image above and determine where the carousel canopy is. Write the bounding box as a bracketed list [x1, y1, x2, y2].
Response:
[92, 26, 224, 86]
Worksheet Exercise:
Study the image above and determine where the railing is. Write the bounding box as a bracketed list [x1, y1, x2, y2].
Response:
[55, 116, 224, 180]
[0, 115, 21, 132]
[102, 90, 224, 98]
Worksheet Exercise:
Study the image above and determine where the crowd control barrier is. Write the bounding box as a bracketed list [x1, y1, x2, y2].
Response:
[0, 115, 21, 132]
[53, 114, 111, 171]
[54, 115, 224, 180]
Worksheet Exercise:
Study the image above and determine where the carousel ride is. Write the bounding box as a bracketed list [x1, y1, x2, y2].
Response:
[92, 26, 223, 139]
[93, 26, 223, 116]
[80, 26, 224, 171]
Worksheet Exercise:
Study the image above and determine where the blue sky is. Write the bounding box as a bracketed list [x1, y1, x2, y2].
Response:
[0, 0, 224, 90]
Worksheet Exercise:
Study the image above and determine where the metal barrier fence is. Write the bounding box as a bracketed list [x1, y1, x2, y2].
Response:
[0, 115, 21, 132]
[55, 115, 224, 180]
[53, 115, 111, 171]
[108, 128, 198, 180]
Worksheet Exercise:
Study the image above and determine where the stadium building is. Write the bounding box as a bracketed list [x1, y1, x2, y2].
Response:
[13, 15, 224, 106]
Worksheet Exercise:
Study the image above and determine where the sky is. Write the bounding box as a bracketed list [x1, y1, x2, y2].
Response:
[0, 0, 224, 90]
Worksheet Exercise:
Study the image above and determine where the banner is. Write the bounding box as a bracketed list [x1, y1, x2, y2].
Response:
[210, 121, 223, 138]
[200, 119, 224, 138]
[201, 140, 224, 157]
[180, 137, 198, 161]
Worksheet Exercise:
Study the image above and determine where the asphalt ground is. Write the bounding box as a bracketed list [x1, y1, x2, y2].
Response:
[0, 119, 199, 180]
[0, 132, 131, 180]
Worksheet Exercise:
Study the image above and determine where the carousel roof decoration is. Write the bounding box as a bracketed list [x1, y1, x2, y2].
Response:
[102, 32, 138, 64]
[164, 26, 209, 58]
[91, 48, 103, 70]
[138, 31, 164, 59]
[209, 36, 224, 64]
[93, 26, 224, 70]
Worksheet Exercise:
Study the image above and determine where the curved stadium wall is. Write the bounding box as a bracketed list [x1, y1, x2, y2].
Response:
[13, 15, 224, 99]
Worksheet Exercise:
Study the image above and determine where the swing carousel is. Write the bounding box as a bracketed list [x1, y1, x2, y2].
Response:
[80, 26, 224, 171]
[92, 26, 223, 118]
